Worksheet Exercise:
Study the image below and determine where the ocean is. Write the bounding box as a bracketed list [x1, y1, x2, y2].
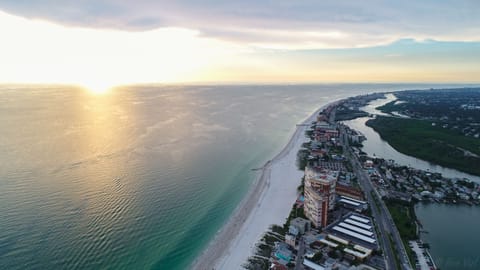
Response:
[0, 84, 456, 269]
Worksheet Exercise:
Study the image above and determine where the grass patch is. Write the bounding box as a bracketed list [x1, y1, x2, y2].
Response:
[367, 116, 480, 176]
[385, 199, 417, 266]
[297, 149, 310, 171]
[385, 201, 417, 240]
[376, 100, 397, 114]
[284, 204, 307, 231]
[388, 233, 401, 270]
[335, 108, 369, 121]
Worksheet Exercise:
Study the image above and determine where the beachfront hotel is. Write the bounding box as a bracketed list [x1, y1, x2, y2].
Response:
[304, 166, 338, 228]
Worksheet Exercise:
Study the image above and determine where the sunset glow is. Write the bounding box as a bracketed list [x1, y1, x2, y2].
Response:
[0, 2, 479, 85]
[1, 1, 480, 269]
[0, 11, 237, 88]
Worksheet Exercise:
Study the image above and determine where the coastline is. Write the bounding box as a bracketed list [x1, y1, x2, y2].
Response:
[191, 99, 342, 270]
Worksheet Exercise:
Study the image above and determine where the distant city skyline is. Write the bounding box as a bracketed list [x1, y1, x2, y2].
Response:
[1, 1, 479, 90]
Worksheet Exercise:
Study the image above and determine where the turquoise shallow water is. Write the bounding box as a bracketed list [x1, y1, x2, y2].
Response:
[0, 84, 456, 269]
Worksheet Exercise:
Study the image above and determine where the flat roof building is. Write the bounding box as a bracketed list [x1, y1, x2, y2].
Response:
[332, 226, 376, 244]
[290, 217, 311, 235]
[325, 213, 379, 251]
[344, 219, 372, 230]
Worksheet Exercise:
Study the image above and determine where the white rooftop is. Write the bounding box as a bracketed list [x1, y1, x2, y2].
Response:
[339, 198, 360, 206]
[350, 215, 369, 224]
[303, 259, 325, 270]
[332, 226, 376, 244]
[338, 222, 373, 237]
[344, 219, 372, 230]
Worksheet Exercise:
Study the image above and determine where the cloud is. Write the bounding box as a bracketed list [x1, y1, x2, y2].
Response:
[0, 2, 479, 84]
[0, 11, 240, 86]
[1, 1, 479, 49]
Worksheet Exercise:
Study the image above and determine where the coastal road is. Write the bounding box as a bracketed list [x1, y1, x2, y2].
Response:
[339, 124, 412, 270]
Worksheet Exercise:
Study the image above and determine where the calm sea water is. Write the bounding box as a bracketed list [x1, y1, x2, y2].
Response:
[0, 84, 457, 269]
[416, 204, 480, 270]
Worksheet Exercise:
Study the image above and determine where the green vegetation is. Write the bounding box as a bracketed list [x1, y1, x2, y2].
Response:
[244, 257, 268, 270]
[330, 145, 344, 155]
[376, 89, 480, 127]
[244, 225, 287, 270]
[297, 149, 310, 170]
[284, 203, 307, 231]
[387, 233, 401, 270]
[311, 251, 323, 263]
[457, 179, 475, 189]
[327, 250, 341, 259]
[349, 141, 363, 148]
[335, 108, 369, 121]
[367, 116, 480, 176]
[271, 224, 287, 236]
[297, 177, 305, 195]
[385, 200, 417, 240]
[376, 100, 397, 114]
[385, 199, 417, 266]
[245, 201, 306, 269]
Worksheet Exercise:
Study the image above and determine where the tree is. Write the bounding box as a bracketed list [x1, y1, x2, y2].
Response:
[312, 251, 323, 263]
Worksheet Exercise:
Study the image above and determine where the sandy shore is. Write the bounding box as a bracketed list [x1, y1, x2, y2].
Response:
[192, 101, 340, 270]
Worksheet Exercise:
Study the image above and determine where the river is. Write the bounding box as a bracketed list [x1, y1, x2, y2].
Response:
[343, 93, 480, 270]
[343, 93, 480, 182]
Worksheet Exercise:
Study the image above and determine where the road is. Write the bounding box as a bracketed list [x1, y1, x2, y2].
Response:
[294, 237, 305, 270]
[339, 123, 412, 270]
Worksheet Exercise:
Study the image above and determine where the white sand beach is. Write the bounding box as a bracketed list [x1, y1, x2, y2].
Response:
[192, 101, 339, 270]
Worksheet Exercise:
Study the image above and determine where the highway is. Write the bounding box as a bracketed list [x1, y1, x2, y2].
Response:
[339, 123, 412, 270]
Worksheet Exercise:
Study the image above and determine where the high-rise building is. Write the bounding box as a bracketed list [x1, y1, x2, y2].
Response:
[304, 166, 338, 228]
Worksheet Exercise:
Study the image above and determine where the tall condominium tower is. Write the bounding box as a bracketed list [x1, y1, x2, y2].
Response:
[304, 166, 338, 228]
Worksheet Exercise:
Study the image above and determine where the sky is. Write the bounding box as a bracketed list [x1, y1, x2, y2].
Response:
[0, 1, 479, 89]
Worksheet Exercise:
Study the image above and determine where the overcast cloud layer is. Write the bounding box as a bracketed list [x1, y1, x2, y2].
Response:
[1, 0, 479, 49]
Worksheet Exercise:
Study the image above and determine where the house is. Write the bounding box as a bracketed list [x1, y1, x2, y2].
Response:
[285, 234, 296, 247]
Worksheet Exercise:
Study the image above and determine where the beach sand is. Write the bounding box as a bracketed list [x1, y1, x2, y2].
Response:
[192, 102, 336, 270]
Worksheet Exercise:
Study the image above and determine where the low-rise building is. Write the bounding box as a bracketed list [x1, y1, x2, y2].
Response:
[336, 183, 364, 201]
[324, 213, 379, 251]
[273, 242, 293, 265]
[289, 225, 300, 236]
[285, 234, 296, 247]
[290, 217, 311, 235]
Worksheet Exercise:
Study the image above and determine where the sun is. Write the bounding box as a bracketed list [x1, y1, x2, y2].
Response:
[80, 80, 116, 94]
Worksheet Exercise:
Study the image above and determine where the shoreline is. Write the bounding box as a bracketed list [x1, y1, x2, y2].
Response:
[191, 99, 343, 270]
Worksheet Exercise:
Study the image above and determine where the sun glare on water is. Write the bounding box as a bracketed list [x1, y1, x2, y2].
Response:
[81, 81, 116, 94]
